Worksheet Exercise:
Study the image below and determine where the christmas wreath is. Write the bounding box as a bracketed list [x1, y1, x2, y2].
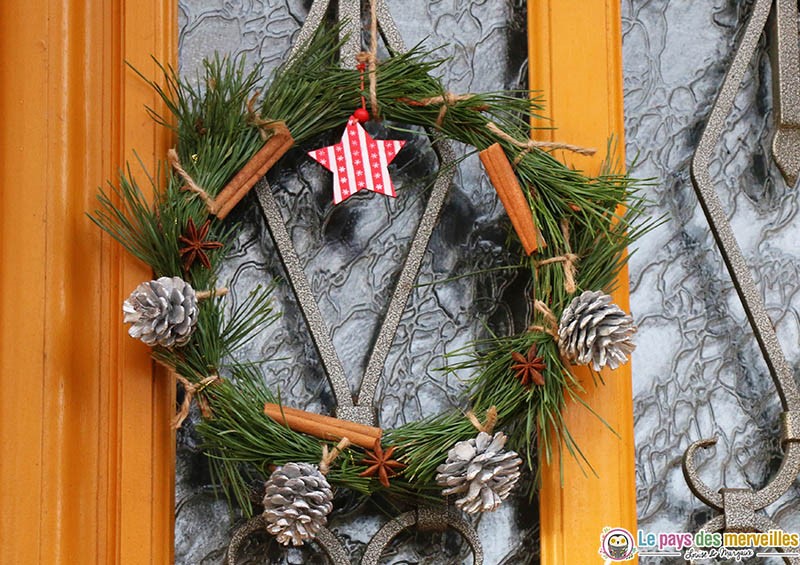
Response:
[92, 24, 650, 547]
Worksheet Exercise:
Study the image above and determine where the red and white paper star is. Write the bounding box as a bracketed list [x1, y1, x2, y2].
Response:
[307, 114, 406, 204]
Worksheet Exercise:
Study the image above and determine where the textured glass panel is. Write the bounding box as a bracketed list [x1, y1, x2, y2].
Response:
[176, 2, 535, 563]
[624, 0, 800, 562]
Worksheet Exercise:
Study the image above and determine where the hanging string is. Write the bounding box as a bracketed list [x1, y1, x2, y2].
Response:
[356, 0, 380, 119]
[353, 61, 371, 122]
[359, 63, 367, 111]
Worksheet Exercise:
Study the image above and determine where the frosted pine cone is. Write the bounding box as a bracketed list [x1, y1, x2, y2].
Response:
[122, 276, 198, 348]
[558, 290, 636, 370]
[262, 462, 334, 546]
[435, 431, 522, 514]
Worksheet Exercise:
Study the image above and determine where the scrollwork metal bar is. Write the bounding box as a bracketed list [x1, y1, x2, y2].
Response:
[770, 0, 800, 185]
[684, 1, 800, 561]
[255, 178, 354, 412]
[356, 143, 456, 408]
[690, 0, 799, 414]
[360, 507, 484, 565]
[226, 516, 350, 564]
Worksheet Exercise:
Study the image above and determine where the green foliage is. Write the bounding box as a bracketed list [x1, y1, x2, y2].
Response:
[197, 364, 372, 514]
[132, 55, 265, 198]
[257, 26, 354, 143]
[90, 160, 179, 276]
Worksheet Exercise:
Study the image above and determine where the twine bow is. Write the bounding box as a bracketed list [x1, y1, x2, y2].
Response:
[485, 122, 596, 163]
[319, 437, 351, 475]
[246, 91, 279, 141]
[401, 92, 481, 128]
[173, 373, 220, 429]
[465, 405, 498, 434]
[528, 300, 560, 341]
[534, 219, 579, 294]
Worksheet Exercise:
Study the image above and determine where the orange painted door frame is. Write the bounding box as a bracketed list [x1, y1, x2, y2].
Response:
[0, 1, 176, 563]
[0, 0, 634, 563]
[532, 1, 639, 563]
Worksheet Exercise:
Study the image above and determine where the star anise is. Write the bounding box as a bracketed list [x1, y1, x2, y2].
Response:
[178, 218, 223, 271]
[194, 117, 207, 136]
[511, 343, 546, 387]
[359, 440, 406, 488]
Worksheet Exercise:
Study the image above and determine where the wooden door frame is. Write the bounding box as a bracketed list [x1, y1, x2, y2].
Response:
[531, 2, 638, 563]
[0, 1, 176, 563]
[0, 1, 634, 562]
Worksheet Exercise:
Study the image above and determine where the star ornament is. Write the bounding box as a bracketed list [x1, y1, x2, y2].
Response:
[307, 114, 406, 204]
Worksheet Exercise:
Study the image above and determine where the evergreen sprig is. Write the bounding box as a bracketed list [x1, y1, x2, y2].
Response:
[132, 55, 265, 197]
[198, 364, 374, 515]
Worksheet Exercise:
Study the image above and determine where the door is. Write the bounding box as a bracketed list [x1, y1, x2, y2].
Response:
[625, 0, 800, 555]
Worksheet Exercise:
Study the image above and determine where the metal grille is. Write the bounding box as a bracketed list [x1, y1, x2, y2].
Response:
[625, 0, 800, 562]
[176, 1, 534, 563]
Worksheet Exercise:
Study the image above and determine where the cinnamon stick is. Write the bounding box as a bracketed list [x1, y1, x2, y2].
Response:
[264, 403, 382, 450]
[479, 142, 545, 255]
[266, 411, 378, 449]
[212, 122, 294, 220]
[265, 403, 381, 439]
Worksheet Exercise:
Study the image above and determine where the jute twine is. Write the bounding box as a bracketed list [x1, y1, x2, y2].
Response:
[529, 300, 559, 341]
[485, 122, 596, 163]
[356, 0, 380, 120]
[533, 219, 578, 294]
[403, 92, 479, 128]
[465, 406, 498, 434]
[196, 287, 229, 300]
[319, 437, 351, 475]
[173, 373, 220, 429]
[246, 91, 278, 141]
[168, 148, 215, 213]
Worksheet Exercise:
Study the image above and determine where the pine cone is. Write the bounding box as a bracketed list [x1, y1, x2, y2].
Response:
[262, 462, 334, 546]
[122, 276, 199, 348]
[435, 431, 522, 514]
[558, 290, 636, 371]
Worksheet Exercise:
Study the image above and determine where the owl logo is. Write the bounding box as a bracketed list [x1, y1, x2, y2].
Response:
[599, 527, 637, 561]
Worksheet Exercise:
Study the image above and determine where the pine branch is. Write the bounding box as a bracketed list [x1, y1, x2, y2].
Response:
[131, 55, 266, 197]
[197, 365, 376, 515]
